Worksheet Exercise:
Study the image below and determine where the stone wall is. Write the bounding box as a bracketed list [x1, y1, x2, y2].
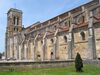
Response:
[95, 23, 100, 58]
[0, 60, 74, 70]
[0, 60, 100, 70]
[58, 35, 68, 60]
[73, 27, 88, 59]
[5, 0, 100, 61]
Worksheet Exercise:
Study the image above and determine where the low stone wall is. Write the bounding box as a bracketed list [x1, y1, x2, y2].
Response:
[0, 60, 74, 70]
[83, 60, 100, 65]
[0, 59, 100, 70]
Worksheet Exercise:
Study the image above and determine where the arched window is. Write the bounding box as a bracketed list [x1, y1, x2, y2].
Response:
[13, 16, 16, 25]
[80, 31, 85, 40]
[68, 21, 71, 27]
[37, 55, 40, 58]
[17, 17, 19, 25]
[41, 40, 43, 44]
[51, 52, 53, 55]
[13, 16, 19, 25]
[14, 27, 16, 31]
[51, 39, 54, 43]
[63, 36, 67, 42]
[16, 27, 18, 31]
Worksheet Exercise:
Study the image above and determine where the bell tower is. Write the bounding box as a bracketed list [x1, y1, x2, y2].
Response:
[7, 8, 22, 36]
[5, 8, 23, 59]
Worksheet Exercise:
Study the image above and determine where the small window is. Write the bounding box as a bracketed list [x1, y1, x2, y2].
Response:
[17, 17, 19, 25]
[65, 21, 68, 26]
[37, 55, 40, 57]
[80, 31, 85, 40]
[51, 52, 53, 55]
[54, 26, 56, 30]
[65, 47, 66, 49]
[51, 39, 54, 43]
[14, 27, 18, 31]
[13, 17, 19, 25]
[63, 36, 67, 42]
[41, 40, 43, 44]
[14, 27, 16, 31]
[13, 16, 16, 25]
[17, 28, 18, 31]
[69, 21, 71, 27]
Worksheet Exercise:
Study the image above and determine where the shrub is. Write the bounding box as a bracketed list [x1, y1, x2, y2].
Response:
[75, 52, 83, 72]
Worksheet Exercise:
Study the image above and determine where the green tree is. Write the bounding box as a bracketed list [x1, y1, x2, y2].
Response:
[75, 53, 83, 72]
[0, 53, 2, 59]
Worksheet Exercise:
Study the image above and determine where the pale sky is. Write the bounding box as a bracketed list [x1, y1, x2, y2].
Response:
[0, 0, 91, 52]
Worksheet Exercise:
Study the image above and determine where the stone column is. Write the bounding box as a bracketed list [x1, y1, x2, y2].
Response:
[41, 32, 47, 61]
[24, 44, 27, 60]
[56, 36, 59, 59]
[26, 40, 30, 60]
[34, 34, 38, 61]
[67, 22, 75, 59]
[42, 37, 47, 61]
[18, 45, 21, 60]
[14, 46, 17, 59]
[41, 39, 45, 61]
[5, 33, 7, 59]
[31, 41, 35, 61]
[14, 37, 17, 59]
[34, 41, 36, 61]
[53, 29, 59, 60]
[34, 40, 37, 61]
[99, 0, 100, 4]
[30, 42, 34, 60]
[7, 38, 10, 58]
[68, 32, 74, 59]
[10, 38, 13, 58]
[88, 11, 96, 59]
[53, 36, 58, 60]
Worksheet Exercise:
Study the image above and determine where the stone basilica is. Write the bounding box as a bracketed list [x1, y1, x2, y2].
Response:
[5, 0, 100, 61]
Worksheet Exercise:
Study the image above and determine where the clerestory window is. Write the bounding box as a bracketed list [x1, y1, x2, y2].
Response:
[80, 31, 85, 40]
[63, 36, 67, 42]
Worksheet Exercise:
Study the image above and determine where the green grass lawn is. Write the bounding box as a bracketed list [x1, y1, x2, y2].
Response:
[0, 64, 100, 75]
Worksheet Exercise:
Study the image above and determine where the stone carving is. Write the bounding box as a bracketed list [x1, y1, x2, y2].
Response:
[76, 14, 84, 25]
[94, 7, 100, 19]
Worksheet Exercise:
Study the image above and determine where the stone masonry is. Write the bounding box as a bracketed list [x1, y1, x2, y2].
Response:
[5, 0, 100, 61]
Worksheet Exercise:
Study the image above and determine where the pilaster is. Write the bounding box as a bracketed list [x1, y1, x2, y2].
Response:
[88, 11, 96, 59]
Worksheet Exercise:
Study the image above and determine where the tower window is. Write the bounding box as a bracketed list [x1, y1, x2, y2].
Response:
[14, 27, 18, 31]
[17, 17, 19, 25]
[13, 17, 19, 25]
[13, 16, 16, 25]
[80, 31, 85, 40]
[63, 36, 67, 42]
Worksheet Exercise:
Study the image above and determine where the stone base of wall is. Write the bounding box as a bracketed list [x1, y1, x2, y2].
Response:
[0, 59, 100, 70]
[0, 60, 74, 70]
[83, 60, 100, 65]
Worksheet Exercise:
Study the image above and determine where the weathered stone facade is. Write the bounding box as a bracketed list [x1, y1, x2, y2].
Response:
[5, 0, 100, 61]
